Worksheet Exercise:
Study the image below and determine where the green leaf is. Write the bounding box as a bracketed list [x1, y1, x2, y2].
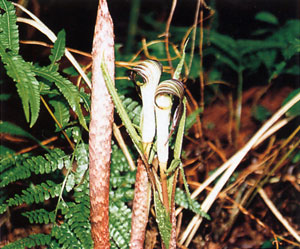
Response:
[0, 93, 11, 100]
[0, 1, 40, 126]
[255, 11, 278, 25]
[179, 163, 210, 220]
[237, 39, 284, 56]
[154, 191, 172, 249]
[173, 40, 187, 80]
[214, 52, 239, 72]
[63, 66, 79, 76]
[292, 151, 300, 163]
[282, 89, 300, 117]
[209, 31, 239, 60]
[0, 48, 40, 127]
[252, 105, 272, 122]
[1, 234, 52, 249]
[173, 98, 186, 159]
[101, 60, 143, 153]
[109, 200, 131, 249]
[185, 107, 202, 132]
[49, 29, 66, 68]
[269, 61, 286, 81]
[32, 65, 88, 131]
[0, 120, 36, 140]
[49, 99, 70, 130]
[0, 0, 19, 53]
[283, 38, 300, 60]
[175, 188, 210, 220]
[66, 174, 75, 192]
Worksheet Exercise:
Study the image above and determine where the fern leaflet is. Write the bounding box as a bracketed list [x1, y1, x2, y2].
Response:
[31, 65, 88, 131]
[0, 0, 19, 53]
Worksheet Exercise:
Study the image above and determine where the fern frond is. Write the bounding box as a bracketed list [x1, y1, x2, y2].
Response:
[51, 177, 92, 249]
[6, 180, 61, 207]
[0, 0, 19, 53]
[54, 190, 92, 248]
[2, 233, 51, 249]
[49, 99, 70, 130]
[0, 153, 29, 174]
[120, 95, 141, 127]
[109, 200, 131, 249]
[22, 208, 56, 224]
[49, 29, 66, 68]
[0, 47, 40, 127]
[110, 144, 135, 190]
[0, 148, 66, 187]
[32, 65, 88, 131]
[51, 223, 83, 249]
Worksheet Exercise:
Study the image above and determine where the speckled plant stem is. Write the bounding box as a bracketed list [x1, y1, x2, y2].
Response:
[89, 0, 114, 248]
[129, 158, 151, 249]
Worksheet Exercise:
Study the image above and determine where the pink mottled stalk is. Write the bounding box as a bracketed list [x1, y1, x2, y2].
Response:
[89, 0, 114, 248]
[130, 158, 151, 249]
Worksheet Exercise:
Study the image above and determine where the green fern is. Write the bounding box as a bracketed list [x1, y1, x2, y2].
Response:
[22, 208, 56, 224]
[32, 65, 88, 131]
[109, 144, 136, 248]
[49, 99, 71, 131]
[0, 0, 19, 53]
[120, 95, 142, 127]
[0, 148, 66, 187]
[109, 200, 132, 249]
[0, 0, 40, 127]
[2, 234, 52, 249]
[49, 29, 66, 69]
[6, 180, 61, 208]
[54, 179, 93, 249]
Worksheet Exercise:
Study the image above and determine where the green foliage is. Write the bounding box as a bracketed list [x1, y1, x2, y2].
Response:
[0, 0, 19, 53]
[282, 88, 300, 117]
[0, 148, 65, 188]
[0, 121, 45, 149]
[49, 29, 66, 68]
[109, 200, 132, 249]
[154, 191, 172, 249]
[101, 60, 143, 153]
[22, 208, 56, 224]
[2, 234, 52, 249]
[109, 144, 136, 248]
[175, 188, 210, 220]
[0, 0, 88, 130]
[252, 105, 272, 122]
[0, 144, 93, 248]
[120, 95, 142, 127]
[1, 1, 299, 248]
[0, 0, 40, 127]
[255, 11, 279, 25]
[32, 65, 88, 131]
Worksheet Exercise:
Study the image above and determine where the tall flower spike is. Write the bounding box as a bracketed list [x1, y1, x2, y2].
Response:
[129, 60, 163, 154]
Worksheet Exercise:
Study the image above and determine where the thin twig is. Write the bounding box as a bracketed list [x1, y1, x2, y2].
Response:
[258, 188, 300, 243]
[40, 96, 74, 150]
[164, 0, 178, 76]
[113, 123, 136, 171]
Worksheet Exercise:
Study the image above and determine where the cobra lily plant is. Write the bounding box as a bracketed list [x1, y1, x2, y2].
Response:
[129, 60, 163, 156]
[155, 79, 185, 212]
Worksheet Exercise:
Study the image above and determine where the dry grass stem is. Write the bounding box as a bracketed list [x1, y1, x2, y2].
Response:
[179, 91, 300, 246]
[258, 188, 300, 243]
